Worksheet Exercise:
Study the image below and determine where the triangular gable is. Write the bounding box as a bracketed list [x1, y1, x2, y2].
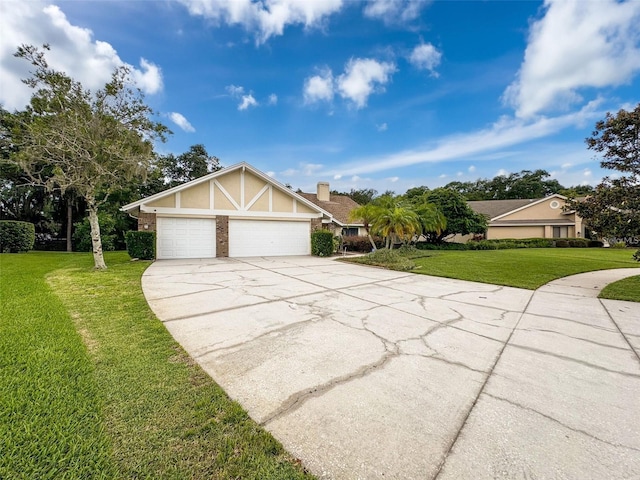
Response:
[121, 162, 331, 219]
[491, 194, 568, 221]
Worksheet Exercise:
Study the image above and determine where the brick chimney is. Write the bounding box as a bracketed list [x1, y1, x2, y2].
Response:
[317, 182, 330, 202]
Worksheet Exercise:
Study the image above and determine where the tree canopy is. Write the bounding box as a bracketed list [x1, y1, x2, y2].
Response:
[7, 44, 169, 268]
[571, 103, 640, 247]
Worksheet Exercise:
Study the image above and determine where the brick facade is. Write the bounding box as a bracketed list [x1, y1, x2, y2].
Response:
[311, 217, 323, 232]
[138, 212, 156, 232]
[216, 215, 229, 257]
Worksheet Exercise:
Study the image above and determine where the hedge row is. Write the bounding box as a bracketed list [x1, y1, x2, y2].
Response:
[340, 235, 385, 253]
[0, 220, 35, 253]
[311, 229, 334, 257]
[415, 237, 604, 251]
[125, 231, 156, 260]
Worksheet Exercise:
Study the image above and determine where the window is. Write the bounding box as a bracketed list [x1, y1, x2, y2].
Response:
[342, 227, 359, 237]
[553, 226, 568, 238]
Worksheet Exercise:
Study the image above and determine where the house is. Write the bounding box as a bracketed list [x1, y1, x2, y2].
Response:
[298, 182, 367, 237]
[121, 162, 336, 259]
[467, 194, 585, 240]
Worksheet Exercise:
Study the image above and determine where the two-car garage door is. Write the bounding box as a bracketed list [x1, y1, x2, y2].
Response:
[157, 217, 310, 259]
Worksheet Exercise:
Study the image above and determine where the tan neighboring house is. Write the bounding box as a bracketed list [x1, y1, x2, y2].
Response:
[467, 194, 584, 240]
[298, 182, 366, 237]
[121, 162, 336, 259]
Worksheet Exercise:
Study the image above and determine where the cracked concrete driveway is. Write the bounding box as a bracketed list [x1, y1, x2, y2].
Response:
[142, 256, 640, 479]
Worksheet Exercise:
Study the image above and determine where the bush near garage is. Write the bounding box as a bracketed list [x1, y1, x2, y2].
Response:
[125, 231, 156, 260]
[73, 213, 117, 252]
[311, 229, 334, 257]
[0, 220, 35, 252]
[341, 235, 384, 253]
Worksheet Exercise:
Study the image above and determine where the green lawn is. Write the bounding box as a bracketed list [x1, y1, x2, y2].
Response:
[0, 252, 313, 480]
[348, 247, 640, 294]
[600, 275, 640, 302]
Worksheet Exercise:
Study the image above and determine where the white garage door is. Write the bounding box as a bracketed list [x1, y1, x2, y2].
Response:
[156, 217, 216, 259]
[229, 220, 310, 257]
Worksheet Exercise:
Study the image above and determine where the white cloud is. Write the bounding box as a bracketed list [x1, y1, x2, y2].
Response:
[496, 169, 509, 177]
[178, 0, 344, 44]
[377, 122, 388, 132]
[267, 93, 278, 105]
[504, 0, 640, 118]
[337, 58, 396, 109]
[303, 68, 334, 104]
[388, 176, 399, 182]
[468, 165, 476, 173]
[324, 100, 604, 177]
[333, 174, 342, 180]
[226, 84, 245, 96]
[408, 42, 441, 76]
[168, 112, 195, 132]
[456, 171, 463, 177]
[561, 162, 572, 169]
[0, 2, 163, 111]
[583, 169, 592, 177]
[238, 94, 258, 110]
[363, 0, 429, 23]
[439, 173, 447, 179]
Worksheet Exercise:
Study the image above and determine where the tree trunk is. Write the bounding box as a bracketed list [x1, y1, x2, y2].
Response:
[364, 226, 377, 250]
[66, 201, 73, 252]
[87, 197, 107, 269]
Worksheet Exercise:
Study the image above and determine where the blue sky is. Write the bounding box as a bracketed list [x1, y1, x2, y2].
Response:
[1, 0, 639, 195]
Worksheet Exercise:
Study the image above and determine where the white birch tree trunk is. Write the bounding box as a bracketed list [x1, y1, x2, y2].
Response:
[87, 196, 107, 269]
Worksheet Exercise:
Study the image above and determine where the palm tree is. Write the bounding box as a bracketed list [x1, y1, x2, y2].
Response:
[415, 202, 447, 241]
[372, 206, 422, 249]
[348, 204, 382, 250]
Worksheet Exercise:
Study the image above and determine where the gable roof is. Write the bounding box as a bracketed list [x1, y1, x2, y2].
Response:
[298, 192, 362, 225]
[468, 194, 568, 221]
[121, 162, 331, 217]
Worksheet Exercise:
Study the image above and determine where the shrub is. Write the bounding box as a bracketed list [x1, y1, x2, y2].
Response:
[354, 248, 415, 271]
[634, 249, 640, 262]
[311, 229, 334, 257]
[468, 240, 498, 250]
[555, 240, 569, 248]
[0, 220, 35, 253]
[415, 242, 468, 251]
[73, 214, 116, 252]
[341, 235, 384, 253]
[125, 231, 156, 260]
[588, 240, 604, 248]
[610, 241, 627, 249]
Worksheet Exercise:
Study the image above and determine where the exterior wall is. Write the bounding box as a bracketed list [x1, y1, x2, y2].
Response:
[181, 181, 210, 209]
[213, 184, 236, 210]
[244, 172, 265, 202]
[272, 189, 295, 212]
[138, 212, 157, 232]
[216, 215, 229, 257]
[500, 198, 567, 221]
[487, 226, 545, 239]
[216, 170, 241, 202]
[311, 218, 323, 232]
[248, 190, 270, 212]
[148, 194, 175, 208]
[295, 201, 316, 214]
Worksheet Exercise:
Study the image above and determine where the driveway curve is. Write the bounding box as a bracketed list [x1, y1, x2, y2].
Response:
[142, 257, 640, 479]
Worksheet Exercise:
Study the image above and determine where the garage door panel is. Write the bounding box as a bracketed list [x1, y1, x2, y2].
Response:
[157, 217, 216, 259]
[229, 220, 310, 257]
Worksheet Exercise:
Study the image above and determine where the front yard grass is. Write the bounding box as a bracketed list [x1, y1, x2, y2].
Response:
[599, 275, 640, 302]
[1, 251, 313, 479]
[346, 247, 640, 294]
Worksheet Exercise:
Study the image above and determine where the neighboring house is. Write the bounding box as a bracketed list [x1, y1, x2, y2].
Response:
[466, 194, 584, 240]
[121, 162, 334, 259]
[298, 182, 367, 237]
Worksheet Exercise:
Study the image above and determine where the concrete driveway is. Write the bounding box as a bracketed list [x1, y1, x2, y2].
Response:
[142, 256, 640, 479]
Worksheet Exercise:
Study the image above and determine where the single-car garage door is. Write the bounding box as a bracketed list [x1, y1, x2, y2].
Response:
[157, 217, 216, 259]
[229, 220, 310, 257]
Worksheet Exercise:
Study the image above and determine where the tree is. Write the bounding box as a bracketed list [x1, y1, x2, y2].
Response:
[157, 144, 220, 188]
[9, 44, 169, 269]
[348, 204, 382, 250]
[371, 205, 421, 249]
[445, 170, 565, 200]
[425, 188, 487, 242]
[336, 187, 378, 205]
[571, 104, 640, 250]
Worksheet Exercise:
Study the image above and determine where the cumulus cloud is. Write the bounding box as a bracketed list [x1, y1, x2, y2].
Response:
[168, 112, 195, 132]
[304, 58, 395, 109]
[468, 165, 476, 173]
[377, 122, 388, 132]
[267, 93, 278, 105]
[303, 68, 334, 104]
[337, 58, 396, 109]
[226, 84, 245, 96]
[504, 0, 640, 118]
[178, 0, 344, 44]
[408, 42, 441, 76]
[0, 1, 163, 111]
[363, 0, 429, 24]
[238, 94, 258, 110]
